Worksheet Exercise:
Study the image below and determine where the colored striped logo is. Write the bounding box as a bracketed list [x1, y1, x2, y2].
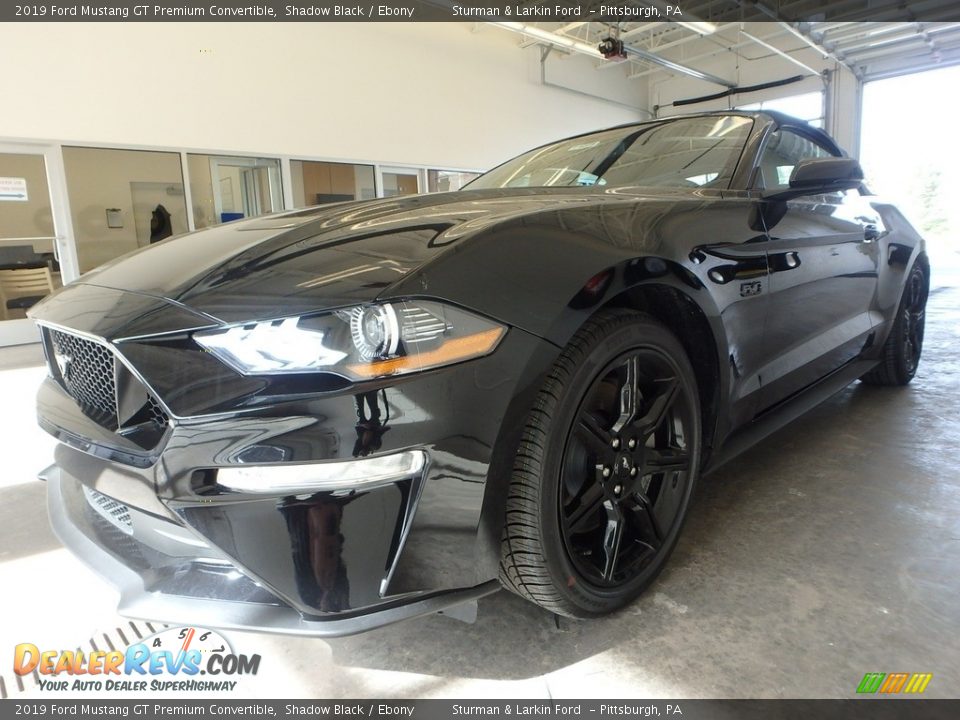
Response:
[857, 672, 933, 694]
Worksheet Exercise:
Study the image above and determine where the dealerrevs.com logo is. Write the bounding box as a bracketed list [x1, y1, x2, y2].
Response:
[14, 627, 261, 692]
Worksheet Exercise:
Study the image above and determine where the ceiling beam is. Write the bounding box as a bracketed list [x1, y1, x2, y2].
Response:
[738, 30, 823, 75]
[831, 26, 922, 51]
[843, 32, 950, 61]
[622, 22, 667, 40]
[623, 45, 736, 87]
[818, 22, 904, 44]
[744, 1, 864, 79]
[488, 22, 602, 57]
[626, 31, 791, 80]
[556, 21, 587, 35]
[642, 22, 741, 54]
[836, 22, 960, 53]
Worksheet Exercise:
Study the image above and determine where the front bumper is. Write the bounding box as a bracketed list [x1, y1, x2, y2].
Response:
[35, 291, 559, 634]
[46, 464, 499, 635]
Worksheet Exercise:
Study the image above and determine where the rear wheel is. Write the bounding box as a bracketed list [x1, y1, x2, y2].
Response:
[499, 311, 701, 617]
[861, 263, 927, 386]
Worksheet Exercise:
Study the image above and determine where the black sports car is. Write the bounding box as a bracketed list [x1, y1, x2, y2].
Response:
[32, 112, 928, 634]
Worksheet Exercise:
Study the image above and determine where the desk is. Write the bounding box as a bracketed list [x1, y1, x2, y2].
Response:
[0, 237, 55, 254]
[0, 260, 47, 271]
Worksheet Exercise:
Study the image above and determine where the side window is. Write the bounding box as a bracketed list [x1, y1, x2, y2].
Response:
[756, 129, 834, 191]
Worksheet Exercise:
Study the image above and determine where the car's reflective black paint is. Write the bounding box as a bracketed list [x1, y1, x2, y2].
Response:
[32, 112, 926, 634]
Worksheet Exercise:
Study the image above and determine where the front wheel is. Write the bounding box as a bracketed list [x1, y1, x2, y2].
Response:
[499, 311, 701, 618]
[861, 263, 927, 386]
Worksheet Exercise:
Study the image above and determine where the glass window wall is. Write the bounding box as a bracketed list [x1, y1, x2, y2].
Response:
[290, 160, 376, 207]
[187, 154, 282, 228]
[62, 147, 187, 273]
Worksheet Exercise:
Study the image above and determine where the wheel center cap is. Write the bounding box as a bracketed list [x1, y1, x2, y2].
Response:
[614, 453, 632, 479]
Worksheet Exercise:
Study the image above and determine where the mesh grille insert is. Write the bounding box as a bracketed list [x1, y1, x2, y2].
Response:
[83, 485, 133, 535]
[45, 328, 170, 438]
[48, 329, 118, 428]
[147, 395, 169, 428]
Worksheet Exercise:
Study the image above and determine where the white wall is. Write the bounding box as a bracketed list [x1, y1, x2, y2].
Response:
[0, 23, 645, 171]
[2, 21, 864, 166]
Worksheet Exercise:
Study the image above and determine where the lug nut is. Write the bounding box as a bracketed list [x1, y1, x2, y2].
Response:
[614, 484, 623, 495]
[630, 466, 638, 477]
[611, 438, 621, 449]
[602, 466, 612, 478]
[627, 438, 637, 450]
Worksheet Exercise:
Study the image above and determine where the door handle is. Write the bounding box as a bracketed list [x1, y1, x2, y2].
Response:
[862, 224, 880, 242]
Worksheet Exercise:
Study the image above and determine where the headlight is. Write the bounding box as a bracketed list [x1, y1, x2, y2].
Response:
[194, 300, 505, 381]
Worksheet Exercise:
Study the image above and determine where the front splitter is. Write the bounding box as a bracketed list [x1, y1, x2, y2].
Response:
[45, 467, 500, 637]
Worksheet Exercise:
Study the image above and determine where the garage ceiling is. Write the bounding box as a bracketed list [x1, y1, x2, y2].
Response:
[489, 0, 960, 83]
[804, 20, 960, 79]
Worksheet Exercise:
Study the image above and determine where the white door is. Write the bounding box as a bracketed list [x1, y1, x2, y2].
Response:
[0, 143, 79, 346]
[377, 166, 424, 198]
[209, 156, 283, 223]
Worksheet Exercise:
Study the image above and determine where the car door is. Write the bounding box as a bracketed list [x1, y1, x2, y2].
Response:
[674, 193, 771, 439]
[754, 127, 881, 412]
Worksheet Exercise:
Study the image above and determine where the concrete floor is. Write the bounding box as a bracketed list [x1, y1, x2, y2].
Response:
[1, 246, 957, 700]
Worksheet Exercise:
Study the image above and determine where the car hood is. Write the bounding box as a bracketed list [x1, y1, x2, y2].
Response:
[48, 186, 701, 326]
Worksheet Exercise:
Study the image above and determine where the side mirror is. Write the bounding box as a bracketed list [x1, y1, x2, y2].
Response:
[790, 157, 863, 190]
[765, 157, 864, 200]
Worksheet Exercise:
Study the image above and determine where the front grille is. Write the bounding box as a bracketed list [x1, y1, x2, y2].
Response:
[43, 327, 170, 442]
[83, 485, 134, 535]
[147, 395, 168, 427]
[48, 329, 118, 427]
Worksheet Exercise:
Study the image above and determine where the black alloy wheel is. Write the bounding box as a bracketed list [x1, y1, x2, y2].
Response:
[500, 310, 701, 617]
[861, 263, 928, 386]
[901, 267, 926, 376]
[560, 349, 694, 588]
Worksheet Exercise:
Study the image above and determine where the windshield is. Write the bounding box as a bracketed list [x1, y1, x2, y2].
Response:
[468, 115, 754, 190]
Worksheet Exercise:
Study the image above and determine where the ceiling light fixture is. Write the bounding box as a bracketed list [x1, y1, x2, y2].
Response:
[676, 21, 719, 35]
[490, 21, 603, 57]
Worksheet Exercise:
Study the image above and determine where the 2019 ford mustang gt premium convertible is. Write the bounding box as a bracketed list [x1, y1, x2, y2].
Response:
[32, 111, 928, 634]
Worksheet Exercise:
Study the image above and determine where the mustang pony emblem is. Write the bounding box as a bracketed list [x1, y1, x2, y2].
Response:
[53, 349, 72, 379]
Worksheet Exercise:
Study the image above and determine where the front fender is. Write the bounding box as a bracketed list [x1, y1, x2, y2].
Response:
[867, 201, 927, 354]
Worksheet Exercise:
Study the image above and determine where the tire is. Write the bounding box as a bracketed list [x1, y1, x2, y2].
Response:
[861, 263, 928, 387]
[499, 310, 701, 618]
